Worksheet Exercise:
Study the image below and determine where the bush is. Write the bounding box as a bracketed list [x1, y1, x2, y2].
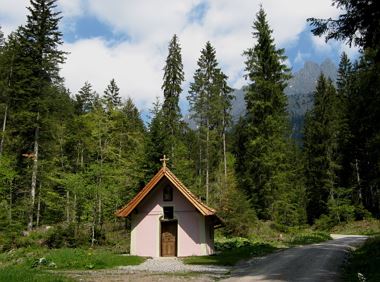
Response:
[46, 223, 90, 248]
[288, 231, 331, 245]
[314, 214, 337, 230]
[344, 236, 380, 281]
[214, 237, 254, 251]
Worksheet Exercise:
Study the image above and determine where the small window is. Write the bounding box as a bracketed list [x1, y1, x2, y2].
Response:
[163, 206, 174, 220]
[163, 186, 173, 201]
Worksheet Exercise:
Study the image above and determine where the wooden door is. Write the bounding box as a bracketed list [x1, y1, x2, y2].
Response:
[161, 221, 177, 257]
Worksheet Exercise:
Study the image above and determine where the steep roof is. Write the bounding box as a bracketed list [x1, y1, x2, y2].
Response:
[115, 167, 222, 226]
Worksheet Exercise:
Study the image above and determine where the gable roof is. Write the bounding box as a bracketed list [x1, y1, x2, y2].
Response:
[115, 167, 222, 226]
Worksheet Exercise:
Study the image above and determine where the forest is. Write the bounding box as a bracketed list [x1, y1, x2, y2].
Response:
[0, 0, 379, 251]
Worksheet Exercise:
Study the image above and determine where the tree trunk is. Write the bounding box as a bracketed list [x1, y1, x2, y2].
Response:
[28, 112, 40, 231]
[0, 104, 8, 157]
[9, 181, 12, 224]
[222, 115, 227, 183]
[66, 191, 70, 222]
[206, 120, 209, 204]
[91, 218, 96, 247]
[36, 185, 41, 227]
[355, 158, 362, 201]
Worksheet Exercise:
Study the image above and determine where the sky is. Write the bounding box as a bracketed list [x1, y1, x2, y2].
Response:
[0, 0, 358, 117]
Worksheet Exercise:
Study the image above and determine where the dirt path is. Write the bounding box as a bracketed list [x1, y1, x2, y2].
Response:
[63, 270, 217, 282]
[221, 235, 368, 282]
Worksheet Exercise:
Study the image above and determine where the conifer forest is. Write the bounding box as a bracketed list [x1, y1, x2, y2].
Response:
[0, 0, 379, 249]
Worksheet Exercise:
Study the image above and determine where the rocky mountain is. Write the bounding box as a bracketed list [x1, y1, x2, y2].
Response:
[230, 59, 337, 140]
[185, 59, 337, 140]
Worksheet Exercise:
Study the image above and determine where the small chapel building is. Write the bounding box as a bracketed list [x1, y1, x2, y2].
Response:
[115, 158, 222, 257]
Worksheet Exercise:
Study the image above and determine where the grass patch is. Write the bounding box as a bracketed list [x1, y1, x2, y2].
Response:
[287, 231, 332, 245]
[343, 236, 380, 282]
[183, 238, 276, 266]
[44, 248, 144, 270]
[0, 265, 74, 282]
[0, 247, 144, 270]
[330, 219, 380, 236]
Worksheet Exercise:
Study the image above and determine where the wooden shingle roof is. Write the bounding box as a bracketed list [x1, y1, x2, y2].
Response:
[115, 167, 222, 226]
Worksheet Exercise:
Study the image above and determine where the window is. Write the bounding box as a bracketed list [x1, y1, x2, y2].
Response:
[163, 186, 173, 201]
[163, 206, 174, 220]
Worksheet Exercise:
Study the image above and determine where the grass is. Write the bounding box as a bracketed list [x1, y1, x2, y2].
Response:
[343, 236, 380, 282]
[0, 265, 75, 282]
[330, 219, 380, 236]
[183, 241, 277, 266]
[0, 247, 144, 270]
[43, 248, 144, 270]
[287, 231, 332, 245]
[0, 247, 145, 282]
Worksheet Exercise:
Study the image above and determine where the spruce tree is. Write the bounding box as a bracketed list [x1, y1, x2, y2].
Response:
[335, 52, 353, 190]
[161, 34, 184, 157]
[75, 82, 97, 114]
[104, 78, 121, 110]
[0, 26, 4, 49]
[188, 41, 228, 203]
[236, 6, 292, 220]
[308, 0, 380, 217]
[16, 0, 66, 230]
[304, 75, 341, 223]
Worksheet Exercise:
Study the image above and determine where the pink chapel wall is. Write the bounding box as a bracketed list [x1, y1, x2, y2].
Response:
[130, 178, 214, 257]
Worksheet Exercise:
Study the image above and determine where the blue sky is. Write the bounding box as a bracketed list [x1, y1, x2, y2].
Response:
[0, 0, 358, 116]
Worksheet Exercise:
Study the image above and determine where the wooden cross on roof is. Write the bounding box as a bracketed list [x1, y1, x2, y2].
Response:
[160, 155, 169, 168]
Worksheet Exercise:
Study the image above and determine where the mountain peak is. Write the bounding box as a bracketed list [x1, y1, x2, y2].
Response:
[285, 59, 337, 96]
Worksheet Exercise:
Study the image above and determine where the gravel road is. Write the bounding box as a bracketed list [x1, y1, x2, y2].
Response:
[63, 257, 230, 282]
[222, 234, 368, 282]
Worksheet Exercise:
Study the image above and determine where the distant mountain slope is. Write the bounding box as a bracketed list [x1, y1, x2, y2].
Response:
[185, 59, 337, 139]
[230, 59, 337, 140]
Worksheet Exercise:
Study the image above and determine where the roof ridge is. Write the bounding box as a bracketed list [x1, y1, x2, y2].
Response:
[115, 166, 219, 220]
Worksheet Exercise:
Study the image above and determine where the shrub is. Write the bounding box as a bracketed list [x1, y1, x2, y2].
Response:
[46, 223, 90, 248]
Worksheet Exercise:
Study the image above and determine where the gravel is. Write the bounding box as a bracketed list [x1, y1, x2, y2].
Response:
[118, 257, 231, 274]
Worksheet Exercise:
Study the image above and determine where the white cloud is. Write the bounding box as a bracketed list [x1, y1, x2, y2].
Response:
[1, 0, 354, 112]
[58, 0, 83, 18]
[61, 38, 164, 111]
[0, 0, 28, 35]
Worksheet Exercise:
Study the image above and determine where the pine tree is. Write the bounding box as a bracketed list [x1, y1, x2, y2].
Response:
[308, 0, 380, 219]
[15, 0, 67, 230]
[236, 6, 292, 220]
[304, 75, 341, 222]
[0, 26, 4, 49]
[188, 41, 229, 204]
[103, 78, 121, 110]
[75, 82, 97, 114]
[161, 34, 185, 159]
[335, 52, 353, 190]
[308, 0, 380, 62]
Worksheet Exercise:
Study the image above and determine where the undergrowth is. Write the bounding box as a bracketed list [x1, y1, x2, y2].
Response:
[343, 236, 380, 282]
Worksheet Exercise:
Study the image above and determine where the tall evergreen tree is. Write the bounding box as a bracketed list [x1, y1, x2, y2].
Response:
[75, 82, 97, 114]
[188, 41, 229, 204]
[103, 78, 121, 110]
[161, 34, 185, 159]
[304, 75, 341, 222]
[235, 7, 292, 220]
[308, 0, 380, 217]
[308, 0, 380, 62]
[15, 0, 67, 230]
[335, 52, 353, 190]
[0, 26, 4, 49]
